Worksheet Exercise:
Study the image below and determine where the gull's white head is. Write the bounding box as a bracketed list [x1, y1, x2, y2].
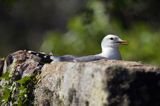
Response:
[101, 34, 128, 49]
[99, 34, 128, 60]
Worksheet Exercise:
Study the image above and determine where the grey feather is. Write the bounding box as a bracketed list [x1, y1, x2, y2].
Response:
[74, 55, 107, 62]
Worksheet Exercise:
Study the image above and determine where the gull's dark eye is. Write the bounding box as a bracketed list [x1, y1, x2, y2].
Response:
[110, 37, 114, 40]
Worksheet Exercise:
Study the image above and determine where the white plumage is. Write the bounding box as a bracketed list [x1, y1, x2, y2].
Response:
[97, 34, 128, 60]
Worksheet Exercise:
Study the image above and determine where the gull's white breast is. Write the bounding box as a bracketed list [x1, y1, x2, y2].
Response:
[98, 47, 122, 60]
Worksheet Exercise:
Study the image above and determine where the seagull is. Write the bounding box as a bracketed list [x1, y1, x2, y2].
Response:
[74, 34, 128, 61]
[96, 34, 128, 60]
[27, 34, 127, 62]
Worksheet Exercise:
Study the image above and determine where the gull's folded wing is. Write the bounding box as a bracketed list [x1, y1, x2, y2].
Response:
[74, 55, 107, 62]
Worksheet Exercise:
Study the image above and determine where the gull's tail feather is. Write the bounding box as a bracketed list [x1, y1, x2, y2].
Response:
[27, 50, 54, 63]
[28, 51, 76, 62]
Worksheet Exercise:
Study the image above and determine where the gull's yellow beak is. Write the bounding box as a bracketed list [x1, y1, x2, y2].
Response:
[117, 40, 128, 45]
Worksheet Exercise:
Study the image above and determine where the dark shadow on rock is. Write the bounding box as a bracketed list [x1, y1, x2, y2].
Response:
[105, 66, 160, 106]
[128, 72, 160, 106]
[105, 66, 131, 106]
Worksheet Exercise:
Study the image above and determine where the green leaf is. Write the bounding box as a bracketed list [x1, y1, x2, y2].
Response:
[2, 87, 11, 102]
[16, 76, 32, 85]
[0, 71, 10, 80]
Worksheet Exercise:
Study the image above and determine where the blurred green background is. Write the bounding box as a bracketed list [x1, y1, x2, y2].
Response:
[0, 0, 160, 65]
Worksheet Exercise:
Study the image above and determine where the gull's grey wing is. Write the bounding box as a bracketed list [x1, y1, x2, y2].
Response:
[74, 55, 107, 62]
[51, 55, 76, 62]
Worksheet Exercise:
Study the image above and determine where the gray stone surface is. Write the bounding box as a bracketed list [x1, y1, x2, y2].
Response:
[34, 60, 160, 106]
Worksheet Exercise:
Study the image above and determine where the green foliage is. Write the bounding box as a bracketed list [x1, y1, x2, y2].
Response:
[16, 76, 32, 85]
[41, 0, 160, 66]
[16, 76, 36, 106]
[41, 1, 111, 56]
[120, 24, 160, 65]
[0, 70, 37, 105]
[2, 87, 11, 103]
[0, 71, 15, 105]
[0, 71, 10, 80]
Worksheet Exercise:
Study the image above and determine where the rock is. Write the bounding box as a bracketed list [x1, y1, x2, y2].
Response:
[0, 50, 43, 105]
[1, 50, 160, 106]
[34, 60, 160, 106]
[2, 50, 44, 78]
